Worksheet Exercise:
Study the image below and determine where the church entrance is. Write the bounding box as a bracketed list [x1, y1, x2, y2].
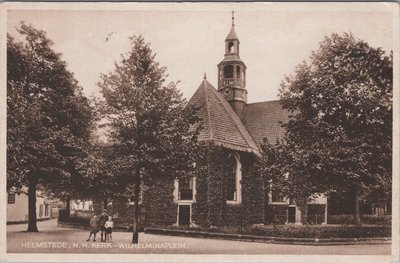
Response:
[178, 205, 191, 226]
[287, 206, 296, 223]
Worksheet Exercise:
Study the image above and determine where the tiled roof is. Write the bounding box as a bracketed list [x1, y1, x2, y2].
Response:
[242, 101, 290, 147]
[187, 79, 259, 155]
[219, 55, 245, 65]
[226, 26, 239, 40]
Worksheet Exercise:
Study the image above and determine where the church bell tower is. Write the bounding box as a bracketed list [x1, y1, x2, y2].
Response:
[218, 11, 247, 118]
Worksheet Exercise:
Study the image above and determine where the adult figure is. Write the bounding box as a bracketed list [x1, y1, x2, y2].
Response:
[86, 214, 99, 242]
[98, 209, 109, 242]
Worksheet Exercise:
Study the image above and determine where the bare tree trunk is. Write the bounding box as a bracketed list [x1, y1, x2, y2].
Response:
[132, 88, 143, 244]
[132, 166, 141, 244]
[27, 179, 38, 232]
[354, 189, 361, 225]
[103, 198, 108, 209]
[66, 196, 71, 219]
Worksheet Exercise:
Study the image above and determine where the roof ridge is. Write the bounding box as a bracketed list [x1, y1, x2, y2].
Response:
[247, 100, 281, 105]
[207, 85, 258, 153]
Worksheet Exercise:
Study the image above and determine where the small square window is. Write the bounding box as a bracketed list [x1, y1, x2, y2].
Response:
[8, 193, 15, 204]
[179, 177, 193, 200]
[272, 191, 285, 203]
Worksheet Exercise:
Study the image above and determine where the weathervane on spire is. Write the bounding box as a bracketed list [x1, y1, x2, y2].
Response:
[232, 11, 235, 27]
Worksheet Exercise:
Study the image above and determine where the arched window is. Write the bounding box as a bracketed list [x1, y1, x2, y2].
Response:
[226, 153, 242, 203]
[236, 66, 241, 78]
[224, 65, 234, 79]
[228, 42, 234, 53]
[226, 155, 237, 201]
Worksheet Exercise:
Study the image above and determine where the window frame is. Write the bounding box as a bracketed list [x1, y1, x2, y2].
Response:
[178, 177, 194, 201]
[226, 153, 242, 205]
[39, 204, 44, 217]
[228, 42, 234, 53]
[45, 204, 49, 217]
[174, 177, 196, 203]
[271, 191, 286, 203]
[7, 193, 16, 204]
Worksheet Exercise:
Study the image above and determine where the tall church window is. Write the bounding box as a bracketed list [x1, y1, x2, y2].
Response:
[226, 153, 242, 203]
[226, 156, 237, 201]
[224, 65, 234, 79]
[228, 42, 234, 53]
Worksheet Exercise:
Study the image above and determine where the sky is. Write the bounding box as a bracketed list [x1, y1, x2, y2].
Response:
[7, 3, 395, 103]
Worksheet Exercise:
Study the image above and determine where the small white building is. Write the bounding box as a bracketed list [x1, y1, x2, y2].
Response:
[70, 200, 93, 211]
[7, 188, 51, 223]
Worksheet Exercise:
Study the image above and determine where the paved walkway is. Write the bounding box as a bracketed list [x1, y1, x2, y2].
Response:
[7, 220, 391, 254]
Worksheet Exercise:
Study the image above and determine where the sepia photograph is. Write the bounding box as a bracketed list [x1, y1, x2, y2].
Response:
[1, 2, 399, 262]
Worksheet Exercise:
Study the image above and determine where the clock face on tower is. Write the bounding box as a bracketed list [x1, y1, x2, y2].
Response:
[223, 88, 232, 98]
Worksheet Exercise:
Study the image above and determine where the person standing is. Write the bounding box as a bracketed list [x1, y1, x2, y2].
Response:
[98, 209, 108, 242]
[86, 214, 99, 242]
[104, 216, 114, 243]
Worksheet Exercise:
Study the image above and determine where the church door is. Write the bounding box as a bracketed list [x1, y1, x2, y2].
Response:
[287, 207, 296, 223]
[178, 205, 191, 226]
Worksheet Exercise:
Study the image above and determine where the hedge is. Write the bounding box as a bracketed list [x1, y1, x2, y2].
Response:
[328, 214, 391, 225]
[166, 224, 391, 238]
[248, 224, 391, 238]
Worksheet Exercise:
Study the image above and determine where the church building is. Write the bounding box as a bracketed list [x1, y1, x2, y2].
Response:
[143, 15, 327, 228]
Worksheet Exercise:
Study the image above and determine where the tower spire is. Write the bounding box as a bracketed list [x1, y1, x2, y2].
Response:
[218, 12, 247, 118]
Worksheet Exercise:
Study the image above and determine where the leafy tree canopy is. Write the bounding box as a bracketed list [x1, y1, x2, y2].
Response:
[259, 33, 392, 201]
[98, 35, 201, 187]
[7, 22, 96, 230]
[98, 35, 201, 242]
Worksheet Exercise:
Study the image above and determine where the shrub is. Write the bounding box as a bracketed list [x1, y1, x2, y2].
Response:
[362, 215, 391, 225]
[328, 214, 391, 225]
[162, 223, 390, 238]
[58, 209, 69, 222]
[246, 224, 391, 238]
[64, 216, 90, 224]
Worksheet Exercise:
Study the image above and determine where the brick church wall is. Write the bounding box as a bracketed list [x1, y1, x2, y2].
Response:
[205, 147, 227, 227]
[191, 162, 209, 226]
[225, 153, 264, 225]
[142, 145, 266, 228]
[192, 146, 264, 227]
[142, 177, 177, 227]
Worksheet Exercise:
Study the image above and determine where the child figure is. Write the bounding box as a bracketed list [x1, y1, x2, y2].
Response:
[87, 214, 98, 242]
[104, 216, 114, 243]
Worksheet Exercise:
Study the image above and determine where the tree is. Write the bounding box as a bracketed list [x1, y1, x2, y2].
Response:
[98, 35, 200, 243]
[259, 33, 392, 225]
[7, 23, 95, 231]
[77, 139, 133, 211]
